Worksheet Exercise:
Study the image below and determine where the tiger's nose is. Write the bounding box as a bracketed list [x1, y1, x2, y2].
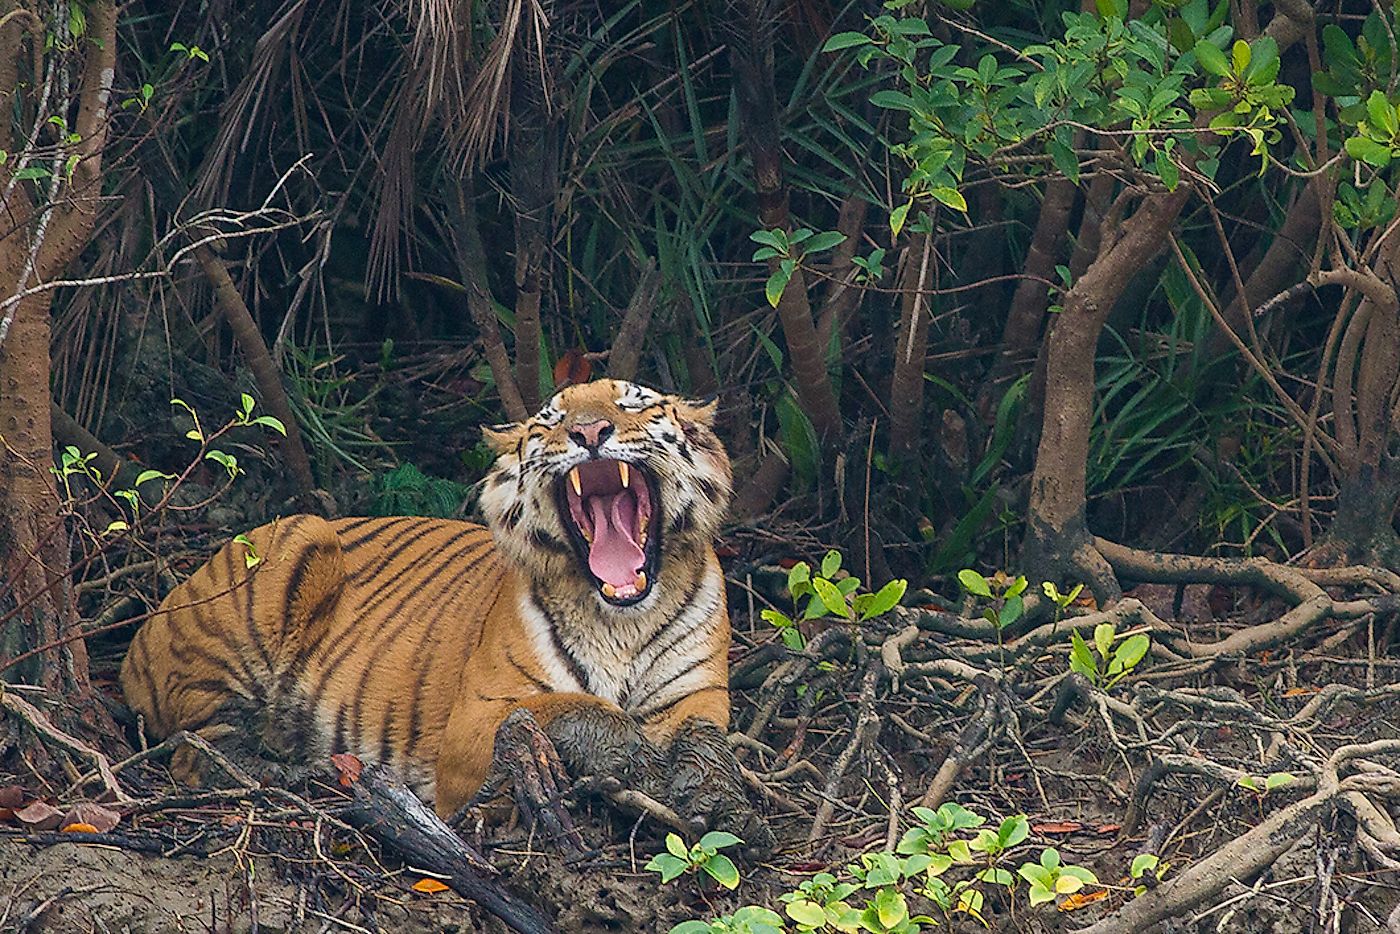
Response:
[568, 419, 614, 451]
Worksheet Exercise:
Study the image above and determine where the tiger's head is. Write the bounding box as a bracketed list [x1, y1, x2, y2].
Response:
[479, 380, 731, 608]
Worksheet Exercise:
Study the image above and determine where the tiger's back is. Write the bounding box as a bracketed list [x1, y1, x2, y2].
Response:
[121, 514, 507, 795]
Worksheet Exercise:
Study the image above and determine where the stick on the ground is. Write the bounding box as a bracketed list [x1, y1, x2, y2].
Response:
[338, 763, 554, 934]
[0, 687, 130, 803]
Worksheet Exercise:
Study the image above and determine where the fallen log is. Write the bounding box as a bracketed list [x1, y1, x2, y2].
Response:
[338, 761, 554, 934]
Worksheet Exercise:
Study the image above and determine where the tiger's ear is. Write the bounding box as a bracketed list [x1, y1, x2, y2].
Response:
[678, 394, 718, 427]
[481, 422, 525, 454]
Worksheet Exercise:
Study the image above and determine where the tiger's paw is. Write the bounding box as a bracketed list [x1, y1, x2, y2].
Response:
[663, 719, 775, 856]
[479, 708, 585, 853]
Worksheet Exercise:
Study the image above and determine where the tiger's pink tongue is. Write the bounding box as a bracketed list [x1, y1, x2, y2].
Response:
[587, 493, 645, 587]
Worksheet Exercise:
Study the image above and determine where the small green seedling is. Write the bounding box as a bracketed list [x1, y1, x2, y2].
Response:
[1041, 580, 1084, 616]
[1069, 622, 1150, 689]
[969, 815, 1029, 886]
[780, 873, 861, 932]
[1015, 848, 1098, 906]
[646, 831, 744, 890]
[959, 568, 1027, 631]
[670, 906, 785, 934]
[762, 550, 907, 650]
[233, 533, 261, 569]
[1237, 772, 1294, 795]
[1129, 852, 1169, 896]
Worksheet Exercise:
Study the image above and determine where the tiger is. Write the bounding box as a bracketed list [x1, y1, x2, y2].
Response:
[119, 378, 770, 846]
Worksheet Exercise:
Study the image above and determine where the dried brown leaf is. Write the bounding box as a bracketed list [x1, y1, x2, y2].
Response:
[62, 802, 120, 832]
[331, 752, 363, 787]
[13, 800, 62, 831]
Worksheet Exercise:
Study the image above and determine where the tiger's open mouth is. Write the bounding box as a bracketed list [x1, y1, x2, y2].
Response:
[556, 458, 660, 606]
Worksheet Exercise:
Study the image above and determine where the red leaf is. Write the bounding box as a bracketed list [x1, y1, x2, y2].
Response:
[777, 557, 799, 569]
[14, 800, 62, 831]
[552, 349, 592, 389]
[1032, 821, 1084, 835]
[61, 823, 100, 833]
[331, 753, 363, 787]
[0, 785, 24, 809]
[61, 803, 120, 833]
[1094, 823, 1122, 835]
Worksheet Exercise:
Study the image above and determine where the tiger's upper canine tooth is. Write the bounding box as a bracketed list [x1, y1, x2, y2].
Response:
[569, 467, 582, 496]
[619, 462, 630, 488]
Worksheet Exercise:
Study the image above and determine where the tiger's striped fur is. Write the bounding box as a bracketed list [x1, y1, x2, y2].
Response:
[120, 380, 737, 818]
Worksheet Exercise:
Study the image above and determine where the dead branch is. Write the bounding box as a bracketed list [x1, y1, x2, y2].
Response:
[340, 762, 554, 934]
[0, 686, 128, 803]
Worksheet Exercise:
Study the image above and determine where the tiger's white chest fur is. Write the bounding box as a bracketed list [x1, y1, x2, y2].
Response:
[518, 561, 724, 715]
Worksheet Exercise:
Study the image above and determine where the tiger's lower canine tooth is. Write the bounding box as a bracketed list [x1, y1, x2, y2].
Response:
[619, 462, 630, 488]
[635, 572, 647, 591]
[569, 467, 582, 496]
[601, 582, 617, 598]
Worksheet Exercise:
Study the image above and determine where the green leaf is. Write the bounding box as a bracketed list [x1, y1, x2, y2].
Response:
[232, 533, 260, 568]
[703, 853, 740, 890]
[958, 569, 992, 598]
[890, 201, 911, 238]
[1194, 40, 1229, 77]
[1000, 815, 1029, 848]
[646, 852, 690, 883]
[764, 267, 793, 308]
[698, 831, 743, 851]
[1264, 772, 1294, 791]
[1156, 150, 1180, 191]
[12, 165, 50, 181]
[252, 415, 287, 436]
[204, 449, 240, 478]
[1230, 39, 1250, 74]
[1130, 853, 1160, 878]
[749, 228, 787, 251]
[669, 923, 709, 934]
[1055, 874, 1087, 894]
[1345, 136, 1392, 168]
[134, 469, 174, 486]
[803, 231, 846, 253]
[785, 900, 827, 926]
[1094, 0, 1127, 19]
[812, 577, 850, 619]
[821, 549, 842, 579]
[1027, 881, 1056, 906]
[1048, 139, 1080, 183]
[860, 579, 907, 620]
[822, 31, 872, 51]
[665, 832, 689, 859]
[239, 392, 255, 418]
[1040, 848, 1061, 869]
[1069, 630, 1097, 678]
[1366, 90, 1398, 138]
[103, 520, 129, 534]
[870, 90, 918, 112]
[930, 186, 967, 212]
[1114, 633, 1150, 670]
[1238, 776, 1263, 793]
[1094, 623, 1114, 660]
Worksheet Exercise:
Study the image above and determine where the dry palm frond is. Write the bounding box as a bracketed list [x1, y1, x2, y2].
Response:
[451, 0, 551, 171]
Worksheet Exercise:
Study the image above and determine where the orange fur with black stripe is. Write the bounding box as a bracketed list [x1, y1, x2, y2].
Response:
[120, 380, 755, 832]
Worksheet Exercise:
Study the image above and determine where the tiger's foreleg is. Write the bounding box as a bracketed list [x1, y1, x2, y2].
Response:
[640, 689, 775, 852]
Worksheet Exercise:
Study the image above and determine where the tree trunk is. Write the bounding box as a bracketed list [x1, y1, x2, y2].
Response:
[0, 0, 120, 738]
[1025, 188, 1191, 589]
[728, 0, 843, 443]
